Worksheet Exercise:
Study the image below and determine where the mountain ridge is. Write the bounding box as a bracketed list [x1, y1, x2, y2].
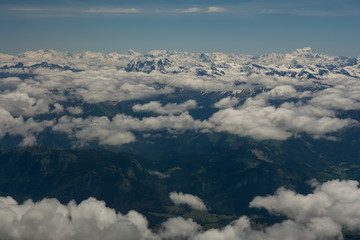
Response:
[1, 47, 358, 80]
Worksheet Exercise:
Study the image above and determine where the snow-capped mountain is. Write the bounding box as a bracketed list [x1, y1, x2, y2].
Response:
[1, 47, 359, 79]
[2, 47, 360, 240]
[0, 47, 360, 148]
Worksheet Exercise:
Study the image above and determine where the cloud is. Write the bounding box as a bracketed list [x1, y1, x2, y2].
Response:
[169, 192, 207, 211]
[52, 112, 212, 146]
[145, 169, 169, 179]
[250, 179, 360, 231]
[52, 115, 136, 146]
[0, 92, 49, 117]
[145, 73, 231, 92]
[158, 217, 201, 239]
[266, 85, 298, 99]
[5, 1, 360, 18]
[252, 0, 360, 17]
[260, 6, 359, 17]
[7, 6, 141, 16]
[213, 96, 239, 109]
[0, 107, 53, 146]
[51, 93, 357, 145]
[5, 5, 230, 17]
[209, 97, 357, 140]
[206, 7, 226, 13]
[1, 49, 360, 145]
[52, 103, 64, 113]
[27, 69, 176, 103]
[0, 196, 155, 240]
[0, 77, 22, 89]
[67, 106, 83, 115]
[188, 216, 343, 240]
[179, 8, 201, 13]
[168, 179, 360, 240]
[132, 100, 198, 114]
[309, 86, 360, 111]
[84, 8, 140, 14]
[1, 180, 360, 239]
[1, 74, 356, 146]
[160, 6, 227, 14]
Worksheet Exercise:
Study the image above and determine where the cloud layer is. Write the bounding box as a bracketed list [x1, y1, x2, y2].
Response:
[4, 1, 360, 18]
[0, 180, 359, 239]
[0, 49, 359, 146]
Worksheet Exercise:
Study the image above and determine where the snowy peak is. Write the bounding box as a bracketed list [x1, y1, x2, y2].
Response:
[292, 46, 315, 54]
[125, 57, 174, 73]
[0, 48, 359, 79]
[127, 49, 141, 56]
[290, 47, 322, 60]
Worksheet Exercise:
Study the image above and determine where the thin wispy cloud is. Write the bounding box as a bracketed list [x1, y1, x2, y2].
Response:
[4, 5, 228, 16]
[10, 7, 56, 12]
[260, 8, 359, 17]
[9, 6, 80, 13]
[4, 2, 358, 18]
[178, 7, 201, 13]
[84, 7, 140, 13]
[9, 6, 140, 14]
[206, 6, 226, 13]
[255, 0, 360, 17]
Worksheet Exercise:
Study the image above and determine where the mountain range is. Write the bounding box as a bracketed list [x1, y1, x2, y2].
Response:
[0, 48, 360, 239]
[1, 47, 359, 79]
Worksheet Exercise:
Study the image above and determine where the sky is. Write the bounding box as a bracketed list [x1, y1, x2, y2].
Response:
[0, 0, 360, 56]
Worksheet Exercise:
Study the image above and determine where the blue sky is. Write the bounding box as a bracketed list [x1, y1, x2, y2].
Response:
[1, 0, 360, 56]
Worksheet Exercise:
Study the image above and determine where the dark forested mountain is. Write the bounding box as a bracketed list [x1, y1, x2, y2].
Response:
[1, 128, 360, 227]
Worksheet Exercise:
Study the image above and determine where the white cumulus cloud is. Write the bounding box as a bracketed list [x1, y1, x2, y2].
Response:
[209, 97, 357, 140]
[213, 96, 239, 109]
[0, 107, 53, 146]
[133, 100, 198, 114]
[0, 196, 155, 240]
[0, 92, 49, 117]
[250, 179, 360, 231]
[0, 180, 360, 240]
[169, 192, 207, 211]
[52, 112, 212, 146]
[67, 106, 83, 115]
[266, 85, 298, 99]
